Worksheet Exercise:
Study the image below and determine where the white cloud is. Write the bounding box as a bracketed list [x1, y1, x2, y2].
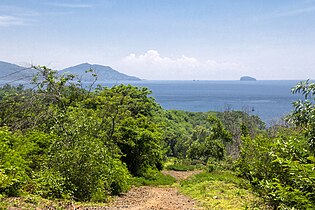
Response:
[122, 50, 240, 80]
[255, 5, 315, 20]
[124, 50, 199, 69]
[49, 3, 92, 9]
[0, 15, 25, 26]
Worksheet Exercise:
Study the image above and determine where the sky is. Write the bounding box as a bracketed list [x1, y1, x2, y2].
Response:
[1, 0, 315, 80]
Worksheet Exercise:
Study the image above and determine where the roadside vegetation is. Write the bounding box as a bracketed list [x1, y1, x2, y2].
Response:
[0, 66, 314, 209]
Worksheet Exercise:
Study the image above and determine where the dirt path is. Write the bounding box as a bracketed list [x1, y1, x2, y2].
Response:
[162, 170, 203, 181]
[106, 186, 199, 210]
[103, 170, 202, 210]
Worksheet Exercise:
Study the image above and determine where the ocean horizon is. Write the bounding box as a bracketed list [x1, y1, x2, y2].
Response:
[0, 79, 307, 124]
[95, 80, 306, 124]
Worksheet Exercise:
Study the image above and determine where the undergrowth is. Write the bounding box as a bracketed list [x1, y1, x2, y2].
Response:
[179, 170, 270, 210]
[131, 170, 176, 187]
[164, 158, 205, 171]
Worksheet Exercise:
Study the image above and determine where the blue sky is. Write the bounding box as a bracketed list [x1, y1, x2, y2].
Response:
[1, 0, 315, 80]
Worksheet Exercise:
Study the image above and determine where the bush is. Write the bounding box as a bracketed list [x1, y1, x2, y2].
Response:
[33, 169, 71, 199]
[0, 128, 30, 196]
[237, 129, 315, 208]
[48, 132, 131, 201]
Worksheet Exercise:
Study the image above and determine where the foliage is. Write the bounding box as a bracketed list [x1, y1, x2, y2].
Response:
[187, 115, 232, 162]
[0, 66, 164, 201]
[162, 110, 210, 158]
[179, 170, 265, 210]
[237, 128, 315, 209]
[4, 67, 315, 209]
[165, 158, 204, 171]
[83, 84, 164, 176]
[232, 81, 315, 209]
[217, 110, 265, 158]
[0, 84, 25, 100]
[0, 128, 29, 196]
[162, 110, 233, 162]
[131, 168, 175, 186]
[290, 79, 315, 151]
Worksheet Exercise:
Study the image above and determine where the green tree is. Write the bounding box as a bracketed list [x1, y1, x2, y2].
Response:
[290, 80, 315, 151]
[187, 116, 231, 162]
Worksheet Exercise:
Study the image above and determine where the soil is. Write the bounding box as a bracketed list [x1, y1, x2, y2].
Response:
[101, 170, 203, 210]
[162, 170, 203, 181]
[105, 186, 200, 210]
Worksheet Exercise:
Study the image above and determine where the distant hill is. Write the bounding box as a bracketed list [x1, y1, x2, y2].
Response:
[0, 61, 36, 82]
[59, 63, 141, 82]
[240, 76, 256, 81]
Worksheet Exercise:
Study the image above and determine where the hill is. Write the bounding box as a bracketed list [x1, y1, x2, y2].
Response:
[240, 76, 256, 81]
[0, 61, 36, 82]
[60, 63, 141, 82]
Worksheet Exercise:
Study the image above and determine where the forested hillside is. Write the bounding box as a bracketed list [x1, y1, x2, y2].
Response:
[0, 67, 314, 209]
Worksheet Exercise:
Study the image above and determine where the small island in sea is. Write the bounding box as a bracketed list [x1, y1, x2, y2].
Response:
[240, 76, 257, 81]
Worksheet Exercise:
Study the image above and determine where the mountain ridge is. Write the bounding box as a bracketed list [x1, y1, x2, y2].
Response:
[59, 63, 141, 82]
[0, 61, 141, 83]
[0, 61, 37, 82]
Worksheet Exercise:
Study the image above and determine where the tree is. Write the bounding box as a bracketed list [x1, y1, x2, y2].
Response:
[187, 116, 232, 162]
[290, 80, 315, 152]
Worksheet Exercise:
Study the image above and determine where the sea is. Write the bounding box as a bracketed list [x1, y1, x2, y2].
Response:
[0, 79, 305, 124]
[100, 80, 303, 124]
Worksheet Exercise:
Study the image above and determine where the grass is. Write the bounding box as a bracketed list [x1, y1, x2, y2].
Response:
[131, 171, 176, 187]
[0, 195, 68, 210]
[179, 170, 270, 210]
[164, 157, 205, 171]
[0, 194, 114, 210]
[165, 164, 198, 171]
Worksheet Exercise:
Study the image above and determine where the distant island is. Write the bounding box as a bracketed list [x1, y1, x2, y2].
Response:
[240, 76, 256, 81]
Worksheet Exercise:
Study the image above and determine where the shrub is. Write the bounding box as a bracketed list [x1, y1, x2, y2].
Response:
[237, 129, 315, 208]
[0, 128, 30, 196]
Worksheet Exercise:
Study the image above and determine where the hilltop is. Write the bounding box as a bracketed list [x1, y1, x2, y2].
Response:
[60, 63, 141, 82]
[0, 61, 36, 82]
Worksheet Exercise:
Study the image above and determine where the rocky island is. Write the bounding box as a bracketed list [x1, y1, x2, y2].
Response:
[240, 76, 256, 81]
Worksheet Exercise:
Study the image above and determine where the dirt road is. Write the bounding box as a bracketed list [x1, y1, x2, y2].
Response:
[103, 170, 202, 210]
[105, 186, 199, 210]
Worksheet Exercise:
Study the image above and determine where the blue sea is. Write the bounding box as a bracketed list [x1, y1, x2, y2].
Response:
[101, 80, 303, 124]
[0, 79, 304, 123]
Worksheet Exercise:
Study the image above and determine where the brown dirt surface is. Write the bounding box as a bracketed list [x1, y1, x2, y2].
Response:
[100, 170, 203, 210]
[105, 186, 201, 210]
[162, 170, 203, 181]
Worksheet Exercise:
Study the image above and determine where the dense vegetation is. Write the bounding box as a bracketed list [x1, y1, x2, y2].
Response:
[0, 66, 314, 209]
[0, 67, 162, 201]
[236, 80, 315, 209]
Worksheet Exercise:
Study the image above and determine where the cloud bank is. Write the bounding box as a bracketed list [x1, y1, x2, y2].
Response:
[122, 50, 240, 80]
